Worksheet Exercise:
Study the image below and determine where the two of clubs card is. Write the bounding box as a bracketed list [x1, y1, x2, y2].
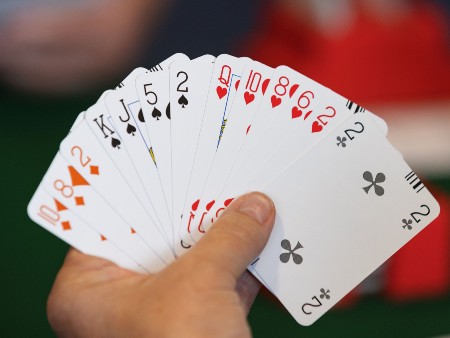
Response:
[27, 53, 440, 325]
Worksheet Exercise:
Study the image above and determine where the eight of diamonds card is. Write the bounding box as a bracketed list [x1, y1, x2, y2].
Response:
[27, 53, 441, 327]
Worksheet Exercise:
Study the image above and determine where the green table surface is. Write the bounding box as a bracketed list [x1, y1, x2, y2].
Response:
[1, 87, 449, 337]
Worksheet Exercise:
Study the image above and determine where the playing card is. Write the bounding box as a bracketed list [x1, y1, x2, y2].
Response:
[135, 69, 173, 222]
[178, 54, 251, 247]
[27, 52, 441, 328]
[206, 98, 388, 232]
[28, 184, 146, 273]
[59, 119, 175, 265]
[184, 66, 305, 235]
[40, 151, 167, 273]
[104, 54, 189, 244]
[148, 53, 190, 73]
[241, 110, 388, 197]
[225, 76, 365, 193]
[250, 113, 440, 325]
[223, 65, 305, 181]
[189, 61, 274, 242]
[189, 65, 311, 240]
[84, 93, 167, 239]
[170, 55, 216, 254]
[105, 73, 172, 242]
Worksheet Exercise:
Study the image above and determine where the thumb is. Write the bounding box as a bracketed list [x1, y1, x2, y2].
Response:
[185, 192, 275, 283]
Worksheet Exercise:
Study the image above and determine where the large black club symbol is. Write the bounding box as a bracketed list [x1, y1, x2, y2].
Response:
[362, 171, 386, 196]
[280, 239, 303, 265]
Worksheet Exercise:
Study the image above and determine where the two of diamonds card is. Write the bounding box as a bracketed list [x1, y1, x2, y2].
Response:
[27, 53, 440, 325]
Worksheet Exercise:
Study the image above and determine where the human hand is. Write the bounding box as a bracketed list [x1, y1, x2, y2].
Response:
[47, 192, 275, 338]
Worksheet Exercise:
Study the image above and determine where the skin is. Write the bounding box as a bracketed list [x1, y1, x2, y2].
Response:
[47, 192, 276, 338]
[0, 0, 171, 94]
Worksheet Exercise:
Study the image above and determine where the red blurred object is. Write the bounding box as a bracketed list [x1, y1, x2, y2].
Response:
[385, 191, 450, 300]
[334, 288, 361, 309]
[240, 2, 450, 304]
[240, 2, 450, 105]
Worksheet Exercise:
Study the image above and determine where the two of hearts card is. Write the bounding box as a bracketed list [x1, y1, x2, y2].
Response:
[27, 53, 440, 325]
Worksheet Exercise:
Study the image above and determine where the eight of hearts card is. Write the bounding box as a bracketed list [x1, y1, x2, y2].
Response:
[27, 53, 440, 326]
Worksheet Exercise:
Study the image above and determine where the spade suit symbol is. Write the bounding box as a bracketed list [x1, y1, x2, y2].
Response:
[178, 95, 188, 108]
[137, 108, 145, 122]
[111, 137, 121, 149]
[126, 123, 136, 136]
[152, 107, 162, 121]
[166, 103, 171, 120]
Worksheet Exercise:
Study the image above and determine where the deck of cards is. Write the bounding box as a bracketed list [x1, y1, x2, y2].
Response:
[27, 53, 440, 325]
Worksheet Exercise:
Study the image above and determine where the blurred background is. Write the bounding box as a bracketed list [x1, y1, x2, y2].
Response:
[1, 0, 449, 336]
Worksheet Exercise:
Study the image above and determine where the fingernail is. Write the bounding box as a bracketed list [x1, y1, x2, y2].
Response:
[238, 192, 273, 225]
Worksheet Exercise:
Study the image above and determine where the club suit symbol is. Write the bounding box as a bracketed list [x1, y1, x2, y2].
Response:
[402, 219, 413, 230]
[319, 288, 330, 300]
[362, 171, 385, 196]
[336, 136, 347, 147]
[280, 239, 303, 265]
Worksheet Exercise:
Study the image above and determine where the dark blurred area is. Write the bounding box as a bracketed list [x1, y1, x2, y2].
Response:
[1, 0, 449, 337]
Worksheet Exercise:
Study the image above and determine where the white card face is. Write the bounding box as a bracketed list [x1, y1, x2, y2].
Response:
[105, 74, 173, 243]
[178, 54, 251, 245]
[197, 65, 326, 234]
[169, 56, 216, 255]
[148, 53, 190, 72]
[136, 70, 173, 220]
[189, 61, 274, 240]
[40, 151, 167, 273]
[59, 120, 175, 265]
[84, 92, 165, 240]
[104, 55, 189, 244]
[27, 185, 146, 273]
[207, 101, 388, 231]
[243, 110, 387, 195]
[227, 70, 341, 190]
[251, 113, 440, 325]
[225, 66, 305, 180]
[116, 67, 152, 151]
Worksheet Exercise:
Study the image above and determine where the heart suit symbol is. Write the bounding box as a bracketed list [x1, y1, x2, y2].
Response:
[271, 95, 281, 108]
[216, 86, 227, 99]
[311, 121, 323, 133]
[244, 91, 255, 105]
[291, 106, 302, 119]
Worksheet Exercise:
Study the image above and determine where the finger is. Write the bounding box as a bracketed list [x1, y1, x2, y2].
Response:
[183, 192, 275, 284]
[236, 271, 261, 314]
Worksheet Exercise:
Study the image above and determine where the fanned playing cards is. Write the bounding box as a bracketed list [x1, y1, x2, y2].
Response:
[27, 53, 440, 325]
